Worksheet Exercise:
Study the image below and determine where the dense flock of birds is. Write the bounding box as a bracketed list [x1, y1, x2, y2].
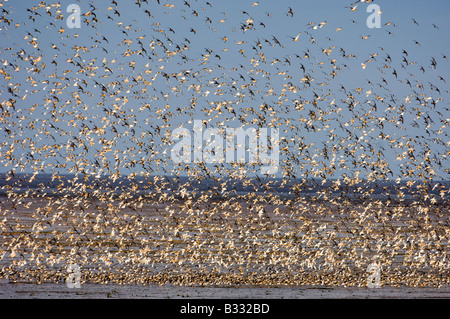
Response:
[0, 0, 449, 287]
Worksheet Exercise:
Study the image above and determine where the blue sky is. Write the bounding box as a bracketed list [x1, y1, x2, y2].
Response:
[0, 0, 449, 181]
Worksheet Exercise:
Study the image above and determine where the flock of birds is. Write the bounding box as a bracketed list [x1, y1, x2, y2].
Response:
[0, 0, 449, 287]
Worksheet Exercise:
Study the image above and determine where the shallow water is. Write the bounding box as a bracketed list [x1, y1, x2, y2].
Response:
[1, 283, 450, 299]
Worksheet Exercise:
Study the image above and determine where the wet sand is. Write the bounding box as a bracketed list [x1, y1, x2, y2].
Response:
[1, 283, 450, 299]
